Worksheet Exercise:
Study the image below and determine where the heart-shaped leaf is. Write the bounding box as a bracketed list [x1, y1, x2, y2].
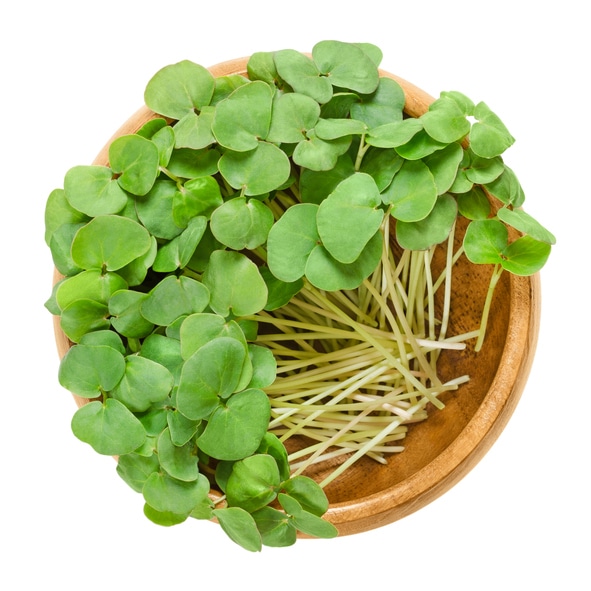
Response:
[317, 172, 384, 263]
[71, 398, 146, 456]
[202, 250, 268, 317]
[197, 388, 271, 461]
[176, 337, 248, 420]
[71, 215, 152, 271]
[212, 81, 274, 151]
[226, 454, 281, 513]
[58, 344, 125, 398]
[470, 101, 515, 158]
[144, 60, 215, 120]
[218, 141, 291, 196]
[64, 165, 128, 216]
[266, 203, 320, 282]
[109, 134, 160, 196]
[210, 196, 274, 250]
[110, 355, 174, 412]
[141, 275, 210, 326]
[212, 507, 262, 552]
[382, 160, 438, 222]
[312, 40, 379, 94]
[157, 427, 199, 482]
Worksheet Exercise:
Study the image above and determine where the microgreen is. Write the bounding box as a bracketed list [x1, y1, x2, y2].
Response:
[45, 40, 554, 551]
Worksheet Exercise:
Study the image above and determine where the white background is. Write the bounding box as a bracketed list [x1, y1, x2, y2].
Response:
[1, 1, 588, 589]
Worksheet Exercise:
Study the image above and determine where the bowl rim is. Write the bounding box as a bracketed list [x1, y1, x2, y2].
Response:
[52, 54, 542, 536]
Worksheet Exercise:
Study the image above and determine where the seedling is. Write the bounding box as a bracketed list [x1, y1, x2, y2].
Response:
[45, 40, 554, 551]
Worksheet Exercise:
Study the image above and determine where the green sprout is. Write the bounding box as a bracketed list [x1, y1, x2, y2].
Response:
[45, 40, 554, 551]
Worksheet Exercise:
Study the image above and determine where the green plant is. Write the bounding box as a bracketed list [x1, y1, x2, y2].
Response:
[45, 40, 554, 551]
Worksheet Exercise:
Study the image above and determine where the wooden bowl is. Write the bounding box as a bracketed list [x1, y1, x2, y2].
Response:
[53, 56, 541, 537]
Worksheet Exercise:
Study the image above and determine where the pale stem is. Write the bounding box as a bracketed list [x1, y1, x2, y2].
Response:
[475, 264, 504, 352]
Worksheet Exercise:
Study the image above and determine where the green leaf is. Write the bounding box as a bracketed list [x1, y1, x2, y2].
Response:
[260, 267, 303, 311]
[281, 475, 329, 517]
[218, 141, 291, 196]
[167, 147, 220, 179]
[226, 454, 281, 513]
[251, 506, 297, 548]
[176, 337, 248, 420]
[197, 388, 271, 461]
[141, 275, 210, 326]
[314, 117, 367, 140]
[140, 334, 184, 384]
[266, 203, 320, 282]
[179, 313, 247, 360]
[423, 142, 464, 195]
[212, 75, 250, 105]
[64, 165, 128, 217]
[464, 152, 504, 184]
[109, 135, 160, 196]
[395, 129, 447, 160]
[202, 250, 268, 317]
[56, 269, 127, 310]
[151, 124, 175, 167]
[300, 153, 355, 204]
[274, 49, 332, 104]
[109, 289, 155, 338]
[210, 196, 274, 250]
[152, 215, 207, 272]
[350, 77, 405, 128]
[500, 235, 552, 275]
[45, 188, 89, 245]
[59, 299, 111, 343]
[157, 427, 199, 482]
[213, 507, 262, 552]
[71, 398, 146, 456]
[143, 504, 190, 527]
[496, 207, 556, 244]
[172, 176, 223, 227]
[305, 230, 383, 291]
[79, 329, 125, 354]
[173, 105, 216, 150]
[71, 215, 152, 271]
[366, 118, 424, 149]
[116, 237, 158, 287]
[267, 92, 320, 144]
[421, 96, 470, 143]
[382, 160, 438, 222]
[59, 344, 125, 398]
[470, 101, 515, 158]
[212, 81, 274, 151]
[247, 344, 277, 389]
[143, 471, 210, 515]
[116, 452, 160, 493]
[255, 433, 290, 482]
[312, 40, 379, 94]
[247, 51, 279, 85]
[292, 131, 351, 171]
[456, 186, 492, 220]
[167, 410, 201, 447]
[396, 193, 457, 250]
[463, 219, 508, 265]
[49, 222, 85, 276]
[135, 180, 183, 240]
[483, 165, 525, 207]
[110, 355, 174, 412]
[278, 493, 337, 539]
[359, 148, 403, 191]
[316, 173, 384, 263]
[144, 60, 215, 120]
